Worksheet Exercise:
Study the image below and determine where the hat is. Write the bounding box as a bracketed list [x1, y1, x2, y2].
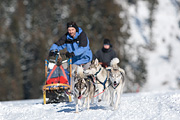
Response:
[67, 21, 79, 32]
[103, 39, 110, 45]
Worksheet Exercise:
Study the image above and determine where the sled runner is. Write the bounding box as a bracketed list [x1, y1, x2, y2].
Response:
[43, 52, 72, 104]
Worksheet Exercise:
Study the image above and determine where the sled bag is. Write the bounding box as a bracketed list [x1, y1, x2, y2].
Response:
[46, 65, 68, 84]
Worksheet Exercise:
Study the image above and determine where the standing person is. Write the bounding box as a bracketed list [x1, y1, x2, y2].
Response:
[93, 39, 117, 68]
[49, 21, 92, 70]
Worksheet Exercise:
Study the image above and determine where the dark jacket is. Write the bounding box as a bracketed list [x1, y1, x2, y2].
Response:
[93, 47, 117, 66]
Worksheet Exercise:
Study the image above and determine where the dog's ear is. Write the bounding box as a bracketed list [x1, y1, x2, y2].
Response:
[82, 78, 86, 83]
[72, 66, 78, 77]
[74, 78, 78, 83]
[119, 68, 125, 75]
[94, 58, 99, 66]
[91, 60, 95, 64]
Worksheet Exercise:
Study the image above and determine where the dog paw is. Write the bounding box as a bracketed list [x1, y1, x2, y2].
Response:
[110, 103, 114, 107]
[114, 106, 118, 110]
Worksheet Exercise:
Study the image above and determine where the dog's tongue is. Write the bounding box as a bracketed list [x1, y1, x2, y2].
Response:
[114, 83, 117, 86]
[78, 95, 82, 99]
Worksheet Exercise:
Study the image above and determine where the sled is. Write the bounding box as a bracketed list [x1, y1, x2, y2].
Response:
[43, 52, 72, 104]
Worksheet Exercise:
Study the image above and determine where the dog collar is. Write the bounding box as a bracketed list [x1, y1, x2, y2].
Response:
[111, 82, 120, 89]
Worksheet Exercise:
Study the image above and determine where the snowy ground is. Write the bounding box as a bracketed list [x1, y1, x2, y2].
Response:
[125, 0, 180, 92]
[1, 90, 180, 120]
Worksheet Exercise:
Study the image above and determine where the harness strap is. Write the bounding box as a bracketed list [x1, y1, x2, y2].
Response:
[94, 90, 105, 97]
[93, 67, 108, 89]
[94, 68, 102, 77]
[109, 71, 124, 89]
[97, 77, 108, 89]
[110, 82, 120, 89]
[93, 81, 112, 98]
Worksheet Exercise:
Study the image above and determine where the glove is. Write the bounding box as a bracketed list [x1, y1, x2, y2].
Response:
[66, 52, 75, 58]
[49, 50, 58, 57]
[49, 51, 54, 56]
[54, 50, 58, 56]
[101, 62, 108, 68]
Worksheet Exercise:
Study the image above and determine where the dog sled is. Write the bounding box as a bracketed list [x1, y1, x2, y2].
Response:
[42, 52, 72, 104]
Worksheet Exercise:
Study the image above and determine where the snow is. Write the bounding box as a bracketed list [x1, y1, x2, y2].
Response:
[1, 90, 180, 120]
[127, 0, 180, 91]
[143, 0, 180, 91]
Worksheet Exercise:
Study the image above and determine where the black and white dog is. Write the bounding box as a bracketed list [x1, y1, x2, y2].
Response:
[106, 58, 125, 110]
[73, 66, 95, 113]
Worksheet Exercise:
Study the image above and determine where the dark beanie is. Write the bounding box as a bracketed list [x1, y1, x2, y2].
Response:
[67, 21, 79, 32]
[104, 39, 110, 45]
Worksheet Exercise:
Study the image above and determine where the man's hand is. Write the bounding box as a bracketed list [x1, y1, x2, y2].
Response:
[99, 62, 108, 68]
[65, 52, 75, 58]
[49, 50, 58, 57]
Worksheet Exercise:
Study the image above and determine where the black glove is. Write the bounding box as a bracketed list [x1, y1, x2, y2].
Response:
[66, 52, 75, 58]
[49, 51, 54, 56]
[54, 50, 58, 56]
[49, 50, 58, 57]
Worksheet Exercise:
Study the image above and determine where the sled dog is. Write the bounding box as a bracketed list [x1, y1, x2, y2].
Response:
[73, 66, 95, 113]
[106, 58, 125, 110]
[84, 59, 109, 102]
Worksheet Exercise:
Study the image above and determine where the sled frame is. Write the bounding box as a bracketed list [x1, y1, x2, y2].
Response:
[43, 57, 72, 104]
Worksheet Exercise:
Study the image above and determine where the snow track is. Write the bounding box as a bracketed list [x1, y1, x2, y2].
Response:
[1, 90, 180, 120]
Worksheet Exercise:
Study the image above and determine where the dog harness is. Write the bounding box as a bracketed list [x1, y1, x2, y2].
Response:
[109, 71, 124, 89]
[93, 67, 108, 90]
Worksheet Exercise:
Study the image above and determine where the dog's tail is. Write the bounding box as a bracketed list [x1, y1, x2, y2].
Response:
[110, 58, 119, 68]
[109, 58, 125, 75]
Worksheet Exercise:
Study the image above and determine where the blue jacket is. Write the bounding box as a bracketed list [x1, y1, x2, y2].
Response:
[50, 27, 92, 65]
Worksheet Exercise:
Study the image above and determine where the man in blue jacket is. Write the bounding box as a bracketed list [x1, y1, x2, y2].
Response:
[49, 21, 92, 70]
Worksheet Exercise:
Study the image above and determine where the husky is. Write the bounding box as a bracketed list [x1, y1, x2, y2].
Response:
[84, 59, 110, 102]
[73, 66, 95, 113]
[106, 58, 125, 110]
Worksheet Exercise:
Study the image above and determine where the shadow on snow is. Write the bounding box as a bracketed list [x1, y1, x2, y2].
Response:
[57, 103, 107, 113]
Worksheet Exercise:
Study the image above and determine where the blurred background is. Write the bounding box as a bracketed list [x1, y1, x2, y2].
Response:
[0, 0, 180, 101]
